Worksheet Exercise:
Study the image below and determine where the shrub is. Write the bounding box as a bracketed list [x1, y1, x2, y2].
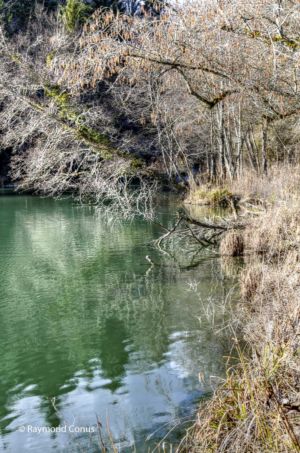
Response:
[59, 0, 91, 32]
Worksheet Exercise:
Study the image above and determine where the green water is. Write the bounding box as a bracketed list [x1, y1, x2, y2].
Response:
[0, 194, 233, 452]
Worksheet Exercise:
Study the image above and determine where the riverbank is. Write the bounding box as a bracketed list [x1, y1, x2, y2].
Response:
[181, 167, 300, 452]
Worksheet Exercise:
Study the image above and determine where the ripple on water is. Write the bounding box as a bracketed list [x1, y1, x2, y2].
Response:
[0, 195, 233, 452]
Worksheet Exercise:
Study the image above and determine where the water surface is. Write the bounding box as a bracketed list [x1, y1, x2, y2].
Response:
[0, 194, 233, 452]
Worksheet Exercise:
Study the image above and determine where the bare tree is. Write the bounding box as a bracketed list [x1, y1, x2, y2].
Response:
[0, 9, 155, 218]
[57, 0, 300, 179]
[1, 0, 300, 206]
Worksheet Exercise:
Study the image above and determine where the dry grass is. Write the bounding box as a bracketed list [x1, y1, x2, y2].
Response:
[220, 230, 244, 257]
[244, 206, 300, 257]
[182, 255, 300, 453]
[181, 166, 300, 453]
[227, 165, 300, 205]
[185, 165, 300, 210]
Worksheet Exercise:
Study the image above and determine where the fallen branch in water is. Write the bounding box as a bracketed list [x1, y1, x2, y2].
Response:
[181, 213, 245, 231]
[154, 209, 246, 256]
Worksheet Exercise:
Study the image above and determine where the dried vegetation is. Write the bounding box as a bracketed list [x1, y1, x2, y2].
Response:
[180, 167, 300, 452]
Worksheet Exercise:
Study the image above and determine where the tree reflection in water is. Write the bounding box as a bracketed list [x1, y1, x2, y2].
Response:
[0, 195, 235, 451]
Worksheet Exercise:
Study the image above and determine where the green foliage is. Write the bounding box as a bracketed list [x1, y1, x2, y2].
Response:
[46, 51, 55, 67]
[0, 0, 34, 32]
[0, 0, 99, 33]
[129, 157, 143, 170]
[45, 85, 70, 108]
[272, 34, 299, 49]
[59, 0, 91, 32]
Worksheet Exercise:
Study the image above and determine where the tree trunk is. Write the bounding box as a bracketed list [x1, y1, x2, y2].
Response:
[217, 102, 226, 179]
[261, 118, 269, 175]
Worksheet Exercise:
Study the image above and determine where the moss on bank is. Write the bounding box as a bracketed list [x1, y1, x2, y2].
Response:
[184, 186, 235, 208]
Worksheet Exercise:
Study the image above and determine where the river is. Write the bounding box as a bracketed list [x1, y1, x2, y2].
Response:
[0, 193, 234, 452]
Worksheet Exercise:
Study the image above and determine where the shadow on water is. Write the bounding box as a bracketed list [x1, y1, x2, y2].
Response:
[0, 194, 237, 452]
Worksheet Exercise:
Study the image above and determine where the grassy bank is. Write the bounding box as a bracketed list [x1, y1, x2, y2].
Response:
[181, 167, 300, 452]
